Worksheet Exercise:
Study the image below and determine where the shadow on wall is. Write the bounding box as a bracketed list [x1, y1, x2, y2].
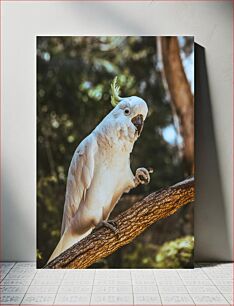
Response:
[194, 44, 231, 261]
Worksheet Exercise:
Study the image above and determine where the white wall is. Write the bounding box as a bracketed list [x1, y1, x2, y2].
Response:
[1, 1, 232, 261]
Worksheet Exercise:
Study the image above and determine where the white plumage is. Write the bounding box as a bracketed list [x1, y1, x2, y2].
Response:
[48, 95, 151, 262]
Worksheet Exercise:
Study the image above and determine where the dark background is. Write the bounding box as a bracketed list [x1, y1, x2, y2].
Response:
[37, 36, 194, 268]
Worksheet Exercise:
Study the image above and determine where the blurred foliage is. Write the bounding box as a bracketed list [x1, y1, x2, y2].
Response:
[37, 36, 194, 268]
[122, 242, 159, 268]
[122, 236, 194, 269]
[155, 235, 194, 268]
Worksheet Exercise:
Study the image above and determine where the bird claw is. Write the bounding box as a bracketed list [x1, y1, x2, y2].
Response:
[135, 167, 153, 185]
[93, 220, 119, 237]
[104, 220, 119, 235]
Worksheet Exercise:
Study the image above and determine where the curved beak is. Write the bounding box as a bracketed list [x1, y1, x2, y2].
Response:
[131, 114, 144, 136]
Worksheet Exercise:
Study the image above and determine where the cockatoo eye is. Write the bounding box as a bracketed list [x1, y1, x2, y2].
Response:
[124, 108, 131, 116]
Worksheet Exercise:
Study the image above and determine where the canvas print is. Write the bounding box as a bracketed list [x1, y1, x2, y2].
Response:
[37, 36, 194, 269]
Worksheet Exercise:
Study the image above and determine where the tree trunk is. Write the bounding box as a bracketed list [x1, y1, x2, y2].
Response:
[44, 177, 194, 269]
[161, 37, 194, 174]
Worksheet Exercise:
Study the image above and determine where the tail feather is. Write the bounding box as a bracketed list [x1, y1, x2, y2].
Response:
[47, 228, 92, 264]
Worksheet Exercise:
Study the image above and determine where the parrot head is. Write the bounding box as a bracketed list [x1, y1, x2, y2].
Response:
[110, 77, 148, 138]
[114, 97, 148, 137]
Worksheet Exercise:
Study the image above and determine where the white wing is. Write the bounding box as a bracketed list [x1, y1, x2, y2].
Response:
[61, 134, 97, 236]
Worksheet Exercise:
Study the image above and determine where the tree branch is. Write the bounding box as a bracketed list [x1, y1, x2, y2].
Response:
[44, 177, 195, 269]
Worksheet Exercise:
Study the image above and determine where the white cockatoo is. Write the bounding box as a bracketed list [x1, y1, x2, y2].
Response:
[48, 77, 152, 263]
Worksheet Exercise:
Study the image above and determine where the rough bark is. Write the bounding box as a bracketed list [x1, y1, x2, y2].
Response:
[161, 37, 194, 174]
[44, 177, 194, 269]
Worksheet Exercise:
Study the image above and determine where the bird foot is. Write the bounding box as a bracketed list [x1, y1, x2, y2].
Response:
[93, 220, 119, 236]
[135, 167, 153, 185]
